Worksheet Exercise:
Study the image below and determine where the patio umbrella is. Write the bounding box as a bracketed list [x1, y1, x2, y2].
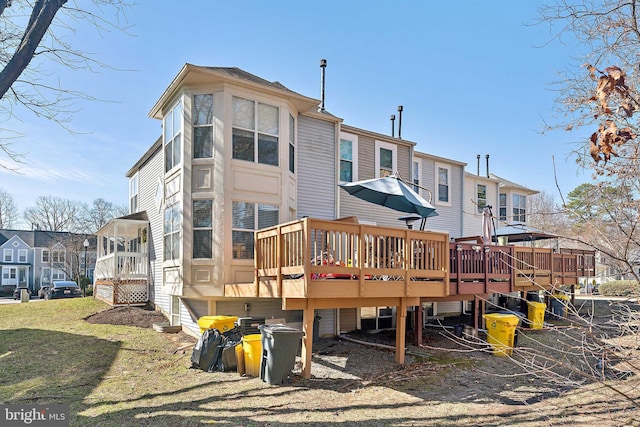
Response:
[339, 175, 436, 221]
[492, 223, 557, 243]
[482, 207, 494, 244]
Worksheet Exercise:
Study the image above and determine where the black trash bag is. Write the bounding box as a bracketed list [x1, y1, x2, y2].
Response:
[219, 327, 243, 372]
[191, 328, 227, 372]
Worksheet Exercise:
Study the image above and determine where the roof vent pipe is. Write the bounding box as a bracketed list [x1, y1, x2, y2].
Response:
[390, 114, 395, 137]
[477, 154, 481, 176]
[397, 105, 403, 139]
[319, 59, 327, 112]
[485, 154, 490, 178]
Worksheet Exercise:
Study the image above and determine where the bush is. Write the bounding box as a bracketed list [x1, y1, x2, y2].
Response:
[598, 280, 640, 296]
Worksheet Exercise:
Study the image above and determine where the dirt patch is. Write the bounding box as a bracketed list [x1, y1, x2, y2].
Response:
[85, 305, 169, 328]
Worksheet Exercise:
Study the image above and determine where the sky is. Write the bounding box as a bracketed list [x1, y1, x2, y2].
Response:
[1, 1, 593, 226]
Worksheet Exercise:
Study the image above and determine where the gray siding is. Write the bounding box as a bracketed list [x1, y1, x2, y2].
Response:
[419, 158, 464, 237]
[136, 145, 167, 313]
[297, 115, 337, 220]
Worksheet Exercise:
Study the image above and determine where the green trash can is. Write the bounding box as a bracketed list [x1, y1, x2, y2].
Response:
[258, 324, 304, 385]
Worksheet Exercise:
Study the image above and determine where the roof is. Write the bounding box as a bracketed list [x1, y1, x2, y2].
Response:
[149, 64, 322, 120]
[489, 173, 539, 195]
[0, 229, 95, 249]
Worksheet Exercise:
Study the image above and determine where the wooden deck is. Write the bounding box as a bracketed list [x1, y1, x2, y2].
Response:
[223, 217, 595, 378]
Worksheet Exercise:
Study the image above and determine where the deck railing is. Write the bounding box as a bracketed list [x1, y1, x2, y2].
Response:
[232, 218, 595, 301]
[251, 217, 450, 299]
[94, 251, 148, 281]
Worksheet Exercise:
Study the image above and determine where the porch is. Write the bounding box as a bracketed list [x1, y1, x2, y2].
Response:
[93, 214, 150, 307]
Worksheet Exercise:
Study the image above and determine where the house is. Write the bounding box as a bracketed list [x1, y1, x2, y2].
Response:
[0, 229, 95, 296]
[93, 63, 593, 377]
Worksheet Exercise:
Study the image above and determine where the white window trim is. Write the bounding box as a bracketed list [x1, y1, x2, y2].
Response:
[129, 172, 139, 214]
[435, 163, 451, 207]
[3, 249, 12, 263]
[374, 140, 397, 178]
[339, 132, 359, 183]
[412, 157, 422, 195]
[476, 183, 487, 213]
[18, 249, 27, 263]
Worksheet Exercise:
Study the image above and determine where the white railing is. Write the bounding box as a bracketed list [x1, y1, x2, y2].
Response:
[95, 252, 148, 280]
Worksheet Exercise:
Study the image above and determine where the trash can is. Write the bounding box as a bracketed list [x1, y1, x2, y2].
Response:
[483, 313, 519, 357]
[258, 324, 304, 385]
[197, 315, 238, 334]
[241, 334, 262, 377]
[550, 294, 569, 318]
[527, 301, 546, 329]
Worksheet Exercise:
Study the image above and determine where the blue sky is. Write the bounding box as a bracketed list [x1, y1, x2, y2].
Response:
[1, 1, 591, 222]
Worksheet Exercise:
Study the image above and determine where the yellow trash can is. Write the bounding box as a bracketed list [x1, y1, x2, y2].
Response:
[483, 313, 519, 357]
[527, 302, 546, 329]
[242, 334, 263, 377]
[197, 315, 238, 333]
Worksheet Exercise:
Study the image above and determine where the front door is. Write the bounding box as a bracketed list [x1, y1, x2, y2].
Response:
[18, 267, 28, 288]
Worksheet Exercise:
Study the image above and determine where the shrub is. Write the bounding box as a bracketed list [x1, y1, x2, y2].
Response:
[598, 280, 640, 296]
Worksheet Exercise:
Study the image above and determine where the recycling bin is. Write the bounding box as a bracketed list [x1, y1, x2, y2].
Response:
[258, 324, 304, 385]
[197, 315, 238, 333]
[241, 334, 262, 377]
[550, 294, 569, 318]
[483, 313, 519, 357]
[527, 301, 546, 329]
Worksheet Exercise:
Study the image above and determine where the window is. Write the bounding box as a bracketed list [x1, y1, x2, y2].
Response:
[52, 269, 64, 281]
[232, 202, 279, 259]
[477, 184, 487, 213]
[513, 194, 526, 222]
[18, 250, 27, 263]
[42, 250, 49, 263]
[339, 133, 358, 182]
[164, 176, 181, 261]
[193, 94, 214, 158]
[3, 249, 11, 263]
[9, 268, 16, 279]
[193, 200, 212, 258]
[232, 96, 279, 166]
[129, 172, 139, 214]
[164, 200, 181, 261]
[413, 159, 421, 193]
[499, 193, 507, 221]
[436, 164, 450, 204]
[164, 100, 183, 172]
[42, 268, 50, 284]
[375, 140, 396, 178]
[51, 250, 65, 264]
[288, 114, 295, 173]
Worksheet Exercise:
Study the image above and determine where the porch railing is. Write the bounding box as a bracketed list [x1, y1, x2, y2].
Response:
[94, 251, 148, 281]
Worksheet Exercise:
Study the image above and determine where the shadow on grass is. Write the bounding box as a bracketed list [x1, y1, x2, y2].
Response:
[0, 329, 121, 404]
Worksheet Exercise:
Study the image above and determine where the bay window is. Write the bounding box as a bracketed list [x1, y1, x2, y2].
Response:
[193, 199, 212, 258]
[232, 202, 279, 259]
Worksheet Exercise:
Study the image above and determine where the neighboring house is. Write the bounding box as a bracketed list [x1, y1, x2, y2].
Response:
[0, 230, 96, 296]
[94, 63, 575, 341]
[490, 173, 539, 228]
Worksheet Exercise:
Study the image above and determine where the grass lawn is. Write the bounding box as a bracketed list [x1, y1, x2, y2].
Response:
[1, 297, 640, 426]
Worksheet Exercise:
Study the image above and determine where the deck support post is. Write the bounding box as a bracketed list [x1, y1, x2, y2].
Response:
[395, 298, 407, 364]
[415, 303, 423, 346]
[301, 299, 315, 379]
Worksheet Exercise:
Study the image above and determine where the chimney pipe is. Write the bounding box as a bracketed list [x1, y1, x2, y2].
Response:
[397, 105, 403, 139]
[485, 154, 490, 178]
[476, 154, 480, 176]
[390, 114, 395, 137]
[319, 59, 327, 112]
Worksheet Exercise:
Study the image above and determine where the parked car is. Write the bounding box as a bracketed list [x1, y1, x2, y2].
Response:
[12, 287, 31, 300]
[38, 285, 51, 299]
[45, 281, 82, 299]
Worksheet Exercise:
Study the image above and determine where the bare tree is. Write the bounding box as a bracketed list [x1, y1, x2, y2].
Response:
[80, 198, 127, 233]
[24, 195, 84, 232]
[0, 187, 18, 228]
[0, 0, 132, 166]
